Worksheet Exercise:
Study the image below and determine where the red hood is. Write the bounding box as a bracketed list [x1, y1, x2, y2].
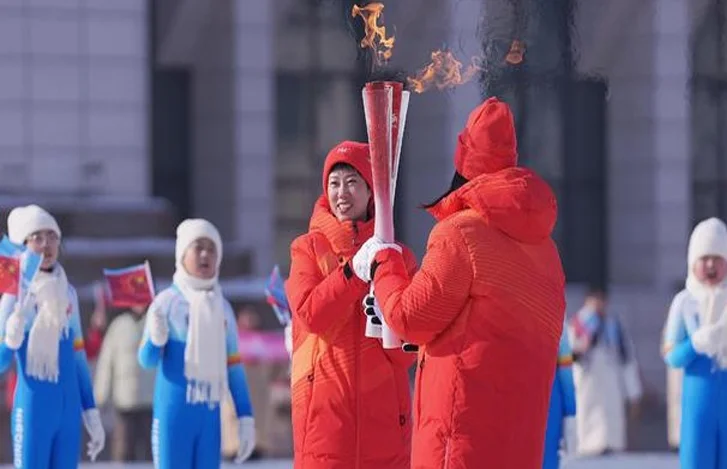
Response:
[426, 167, 557, 244]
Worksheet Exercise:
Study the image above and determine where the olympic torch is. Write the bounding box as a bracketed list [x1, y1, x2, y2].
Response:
[362, 80, 410, 350]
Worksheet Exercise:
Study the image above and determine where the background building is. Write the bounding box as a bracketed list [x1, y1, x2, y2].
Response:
[0, 0, 720, 451]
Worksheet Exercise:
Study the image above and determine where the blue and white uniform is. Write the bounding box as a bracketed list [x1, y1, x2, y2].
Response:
[543, 323, 576, 469]
[138, 218, 255, 469]
[663, 217, 727, 469]
[0, 204, 104, 469]
[0, 285, 93, 469]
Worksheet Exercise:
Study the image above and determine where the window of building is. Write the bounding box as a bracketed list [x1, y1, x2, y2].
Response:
[148, 0, 192, 221]
[482, 0, 608, 286]
[691, 0, 727, 225]
[273, 0, 367, 271]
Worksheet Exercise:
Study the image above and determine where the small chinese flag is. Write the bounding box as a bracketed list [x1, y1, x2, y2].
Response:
[0, 256, 20, 296]
[102, 261, 155, 308]
[0, 235, 40, 297]
[265, 265, 291, 326]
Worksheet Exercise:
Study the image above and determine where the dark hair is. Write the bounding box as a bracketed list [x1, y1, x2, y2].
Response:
[329, 162, 356, 174]
[421, 172, 469, 209]
[327, 162, 369, 188]
[586, 285, 607, 298]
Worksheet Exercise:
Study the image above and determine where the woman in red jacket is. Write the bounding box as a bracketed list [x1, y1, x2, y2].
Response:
[354, 98, 567, 469]
[285, 141, 417, 469]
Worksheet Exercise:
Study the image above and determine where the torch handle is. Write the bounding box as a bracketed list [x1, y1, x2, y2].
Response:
[362, 82, 403, 350]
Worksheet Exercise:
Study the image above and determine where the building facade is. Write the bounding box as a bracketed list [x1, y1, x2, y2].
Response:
[0, 0, 720, 402]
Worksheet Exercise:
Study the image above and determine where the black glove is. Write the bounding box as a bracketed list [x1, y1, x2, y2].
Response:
[362, 293, 383, 325]
[402, 343, 419, 353]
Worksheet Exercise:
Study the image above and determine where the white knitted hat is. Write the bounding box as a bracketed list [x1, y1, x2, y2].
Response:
[7, 204, 61, 245]
[688, 217, 727, 268]
[175, 218, 223, 269]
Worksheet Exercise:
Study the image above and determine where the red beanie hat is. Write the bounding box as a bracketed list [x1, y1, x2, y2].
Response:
[321, 141, 373, 194]
[453, 97, 518, 180]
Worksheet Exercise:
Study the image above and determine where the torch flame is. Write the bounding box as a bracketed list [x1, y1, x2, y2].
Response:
[407, 40, 526, 94]
[407, 51, 480, 94]
[350, 2, 526, 94]
[505, 40, 525, 65]
[352, 2, 395, 64]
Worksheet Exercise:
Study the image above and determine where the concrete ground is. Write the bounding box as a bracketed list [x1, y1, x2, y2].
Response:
[562, 453, 678, 469]
[0, 453, 679, 469]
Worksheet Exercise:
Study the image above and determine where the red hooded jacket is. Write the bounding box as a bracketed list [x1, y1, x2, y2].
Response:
[372, 99, 566, 469]
[286, 141, 417, 469]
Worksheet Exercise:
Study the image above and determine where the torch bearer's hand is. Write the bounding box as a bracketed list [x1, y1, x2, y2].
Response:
[353, 237, 402, 282]
[362, 291, 381, 318]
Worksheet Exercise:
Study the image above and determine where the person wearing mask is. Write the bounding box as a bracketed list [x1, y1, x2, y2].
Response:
[138, 219, 255, 469]
[662, 217, 727, 469]
[352, 97, 567, 468]
[94, 303, 155, 461]
[285, 141, 417, 469]
[0, 204, 105, 467]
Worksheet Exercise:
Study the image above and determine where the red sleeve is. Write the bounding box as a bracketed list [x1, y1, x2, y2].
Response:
[286, 235, 369, 335]
[373, 221, 473, 345]
[5, 368, 15, 411]
[84, 327, 104, 360]
[381, 246, 419, 368]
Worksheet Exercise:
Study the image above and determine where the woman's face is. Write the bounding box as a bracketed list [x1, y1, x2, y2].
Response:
[327, 166, 370, 222]
[694, 255, 727, 285]
[26, 229, 60, 269]
[182, 237, 218, 279]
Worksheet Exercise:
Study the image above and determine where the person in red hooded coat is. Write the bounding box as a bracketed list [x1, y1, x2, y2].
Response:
[285, 141, 417, 469]
[352, 97, 567, 469]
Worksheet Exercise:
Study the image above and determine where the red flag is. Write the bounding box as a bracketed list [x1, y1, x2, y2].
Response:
[0, 256, 20, 296]
[102, 262, 155, 308]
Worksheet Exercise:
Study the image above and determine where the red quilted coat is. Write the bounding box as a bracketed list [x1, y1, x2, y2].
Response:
[372, 98, 566, 469]
[286, 141, 417, 469]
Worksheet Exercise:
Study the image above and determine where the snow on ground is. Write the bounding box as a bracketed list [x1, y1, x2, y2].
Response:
[0, 453, 679, 469]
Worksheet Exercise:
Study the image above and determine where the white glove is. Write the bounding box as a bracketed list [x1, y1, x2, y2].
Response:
[4, 305, 26, 351]
[235, 416, 256, 464]
[691, 324, 723, 356]
[148, 311, 169, 347]
[284, 324, 293, 359]
[82, 408, 105, 461]
[352, 237, 402, 282]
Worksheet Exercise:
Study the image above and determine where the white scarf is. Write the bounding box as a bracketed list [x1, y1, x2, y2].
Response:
[686, 274, 727, 367]
[26, 264, 70, 382]
[686, 274, 727, 326]
[173, 268, 228, 405]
